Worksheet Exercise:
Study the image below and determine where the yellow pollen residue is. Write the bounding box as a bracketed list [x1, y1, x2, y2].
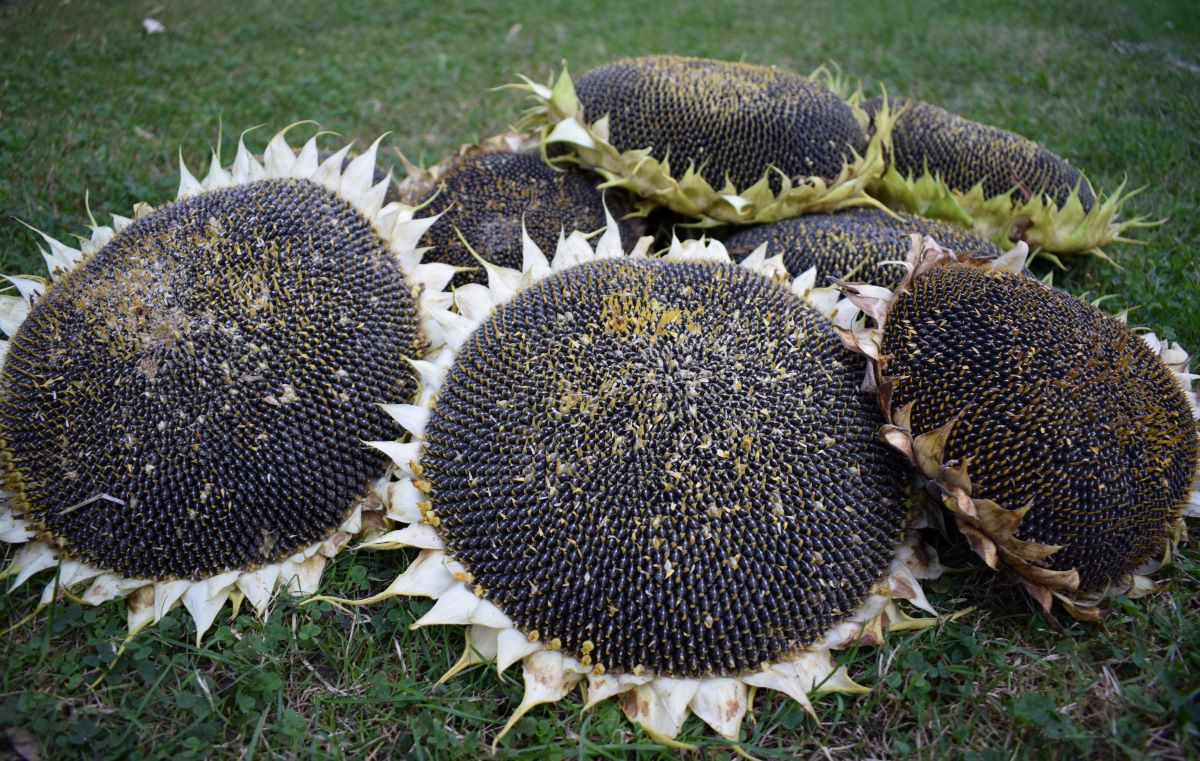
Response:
[600, 284, 705, 341]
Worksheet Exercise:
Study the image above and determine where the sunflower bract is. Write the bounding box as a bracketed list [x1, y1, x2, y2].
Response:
[881, 265, 1198, 589]
[420, 257, 906, 678]
[574, 55, 867, 193]
[320, 149, 401, 205]
[870, 97, 1095, 210]
[419, 152, 625, 288]
[0, 178, 419, 580]
[723, 208, 1003, 288]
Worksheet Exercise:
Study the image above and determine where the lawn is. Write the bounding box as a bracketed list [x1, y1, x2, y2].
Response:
[1, 0, 1198, 758]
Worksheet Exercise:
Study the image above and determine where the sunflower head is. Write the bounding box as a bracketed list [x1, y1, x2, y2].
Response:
[722, 207, 1004, 288]
[424, 255, 909, 677]
[838, 236, 1199, 616]
[338, 229, 944, 747]
[0, 127, 453, 640]
[395, 133, 635, 288]
[573, 55, 867, 192]
[863, 97, 1158, 256]
[875, 97, 1094, 209]
[510, 59, 898, 225]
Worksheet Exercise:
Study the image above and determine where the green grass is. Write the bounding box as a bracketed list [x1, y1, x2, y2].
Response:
[1, 0, 1198, 758]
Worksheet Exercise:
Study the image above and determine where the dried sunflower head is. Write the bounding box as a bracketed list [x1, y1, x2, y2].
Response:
[509, 57, 897, 226]
[325, 223, 945, 748]
[722, 207, 1004, 289]
[394, 132, 636, 288]
[838, 236, 1199, 618]
[864, 97, 1158, 258]
[0, 127, 457, 642]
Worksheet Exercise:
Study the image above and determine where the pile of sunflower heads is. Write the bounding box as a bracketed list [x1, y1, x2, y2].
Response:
[1, 54, 1197, 749]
